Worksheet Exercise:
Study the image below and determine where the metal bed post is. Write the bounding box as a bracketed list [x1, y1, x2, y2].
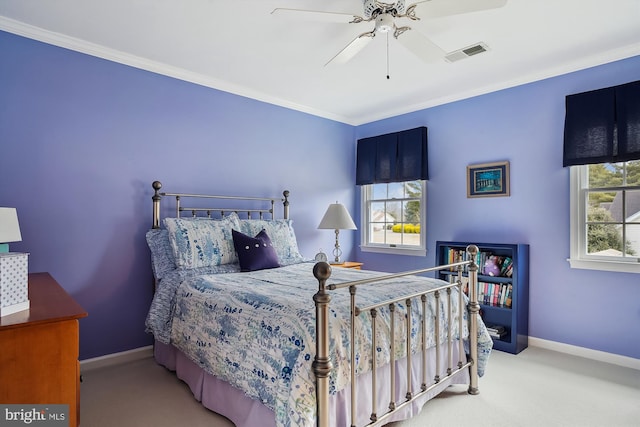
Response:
[152, 181, 162, 229]
[446, 287, 453, 377]
[283, 190, 290, 220]
[420, 295, 427, 392]
[457, 265, 465, 369]
[404, 298, 413, 401]
[369, 308, 378, 424]
[434, 290, 441, 384]
[388, 303, 397, 412]
[350, 286, 358, 427]
[312, 262, 333, 427]
[466, 244, 480, 395]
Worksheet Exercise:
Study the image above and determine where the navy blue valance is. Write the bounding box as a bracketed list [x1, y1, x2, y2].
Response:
[356, 127, 428, 185]
[563, 80, 640, 167]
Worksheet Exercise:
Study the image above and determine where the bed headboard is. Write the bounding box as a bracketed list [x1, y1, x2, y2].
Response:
[151, 181, 290, 229]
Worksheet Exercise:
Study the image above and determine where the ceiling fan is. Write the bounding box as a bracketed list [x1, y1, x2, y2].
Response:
[272, 0, 507, 66]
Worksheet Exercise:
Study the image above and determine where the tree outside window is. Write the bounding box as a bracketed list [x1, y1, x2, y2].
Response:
[586, 161, 640, 257]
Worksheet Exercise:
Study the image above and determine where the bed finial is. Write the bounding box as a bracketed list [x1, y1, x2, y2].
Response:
[152, 181, 163, 229]
[466, 244, 479, 258]
[313, 261, 331, 282]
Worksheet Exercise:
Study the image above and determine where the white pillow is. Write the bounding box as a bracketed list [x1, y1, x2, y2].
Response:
[164, 213, 241, 269]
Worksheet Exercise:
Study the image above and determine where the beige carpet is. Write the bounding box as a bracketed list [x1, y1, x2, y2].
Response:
[80, 346, 640, 427]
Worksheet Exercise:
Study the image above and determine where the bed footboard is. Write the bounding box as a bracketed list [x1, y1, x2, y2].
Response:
[313, 245, 480, 427]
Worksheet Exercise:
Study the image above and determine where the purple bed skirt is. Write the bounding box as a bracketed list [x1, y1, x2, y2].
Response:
[154, 340, 470, 426]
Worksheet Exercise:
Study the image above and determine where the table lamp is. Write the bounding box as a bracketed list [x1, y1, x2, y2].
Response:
[318, 202, 357, 264]
[0, 207, 22, 253]
[0, 208, 28, 317]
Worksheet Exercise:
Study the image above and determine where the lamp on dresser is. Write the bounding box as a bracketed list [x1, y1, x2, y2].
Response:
[0, 207, 21, 253]
[318, 202, 357, 264]
[0, 207, 29, 317]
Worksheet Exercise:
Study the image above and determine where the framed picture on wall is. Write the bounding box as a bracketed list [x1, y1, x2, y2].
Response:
[467, 161, 510, 198]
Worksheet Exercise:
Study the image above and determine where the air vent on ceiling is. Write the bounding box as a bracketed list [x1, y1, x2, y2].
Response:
[445, 42, 489, 63]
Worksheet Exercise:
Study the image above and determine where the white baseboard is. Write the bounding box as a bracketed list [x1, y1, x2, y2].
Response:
[80, 345, 153, 372]
[529, 337, 640, 370]
[78, 339, 639, 373]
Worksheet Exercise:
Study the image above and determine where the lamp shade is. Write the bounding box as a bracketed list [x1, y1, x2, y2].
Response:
[318, 203, 357, 230]
[0, 208, 22, 243]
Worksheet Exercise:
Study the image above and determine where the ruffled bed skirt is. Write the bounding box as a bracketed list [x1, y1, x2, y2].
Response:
[154, 340, 470, 427]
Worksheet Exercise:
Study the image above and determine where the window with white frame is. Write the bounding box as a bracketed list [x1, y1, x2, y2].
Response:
[564, 80, 640, 272]
[360, 180, 426, 256]
[569, 161, 640, 272]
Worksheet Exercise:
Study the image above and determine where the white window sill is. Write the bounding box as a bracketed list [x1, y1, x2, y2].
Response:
[567, 258, 640, 273]
[361, 245, 427, 257]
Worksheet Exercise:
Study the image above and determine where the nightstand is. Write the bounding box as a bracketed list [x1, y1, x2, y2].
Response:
[0, 273, 87, 427]
[332, 261, 363, 270]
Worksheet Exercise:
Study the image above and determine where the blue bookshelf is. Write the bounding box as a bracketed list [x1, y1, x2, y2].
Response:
[435, 241, 530, 354]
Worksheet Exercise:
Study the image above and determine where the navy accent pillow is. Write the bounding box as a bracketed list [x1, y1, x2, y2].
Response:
[232, 229, 280, 272]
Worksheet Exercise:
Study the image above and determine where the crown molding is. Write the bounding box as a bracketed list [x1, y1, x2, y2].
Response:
[353, 42, 640, 125]
[0, 16, 351, 124]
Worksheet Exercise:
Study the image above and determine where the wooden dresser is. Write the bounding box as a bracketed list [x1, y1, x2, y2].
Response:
[0, 273, 87, 427]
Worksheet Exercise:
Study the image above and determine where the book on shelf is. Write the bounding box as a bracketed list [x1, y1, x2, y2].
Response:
[476, 282, 512, 308]
[488, 331, 507, 339]
[444, 247, 483, 273]
[486, 324, 505, 334]
[486, 324, 507, 339]
[505, 284, 512, 308]
[500, 256, 512, 276]
[443, 247, 513, 278]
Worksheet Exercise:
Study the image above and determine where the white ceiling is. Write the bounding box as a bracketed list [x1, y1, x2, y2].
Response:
[1, 0, 639, 125]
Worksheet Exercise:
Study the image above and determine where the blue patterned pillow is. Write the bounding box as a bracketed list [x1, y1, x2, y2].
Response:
[146, 229, 176, 281]
[232, 229, 280, 272]
[164, 213, 241, 269]
[239, 219, 304, 264]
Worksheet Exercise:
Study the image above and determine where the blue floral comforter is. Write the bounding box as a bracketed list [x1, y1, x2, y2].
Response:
[146, 262, 492, 427]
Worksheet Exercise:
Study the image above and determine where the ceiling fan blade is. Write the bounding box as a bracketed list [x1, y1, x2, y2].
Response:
[271, 8, 361, 24]
[325, 31, 376, 66]
[396, 27, 446, 63]
[410, 0, 507, 19]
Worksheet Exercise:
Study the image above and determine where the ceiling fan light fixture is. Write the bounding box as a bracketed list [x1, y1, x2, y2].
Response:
[363, 0, 406, 19]
[375, 14, 396, 32]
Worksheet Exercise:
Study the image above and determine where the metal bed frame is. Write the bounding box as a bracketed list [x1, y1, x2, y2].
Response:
[150, 180, 481, 427]
[312, 253, 480, 427]
[151, 180, 289, 228]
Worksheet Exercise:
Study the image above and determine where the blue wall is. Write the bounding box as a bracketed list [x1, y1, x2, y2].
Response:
[355, 56, 640, 360]
[0, 31, 356, 359]
[1, 30, 639, 361]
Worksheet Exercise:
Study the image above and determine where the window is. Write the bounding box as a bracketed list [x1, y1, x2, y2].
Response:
[564, 80, 640, 272]
[569, 160, 640, 272]
[356, 127, 429, 255]
[361, 180, 426, 256]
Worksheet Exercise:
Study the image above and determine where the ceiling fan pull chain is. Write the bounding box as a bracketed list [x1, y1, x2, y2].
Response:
[386, 31, 390, 79]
